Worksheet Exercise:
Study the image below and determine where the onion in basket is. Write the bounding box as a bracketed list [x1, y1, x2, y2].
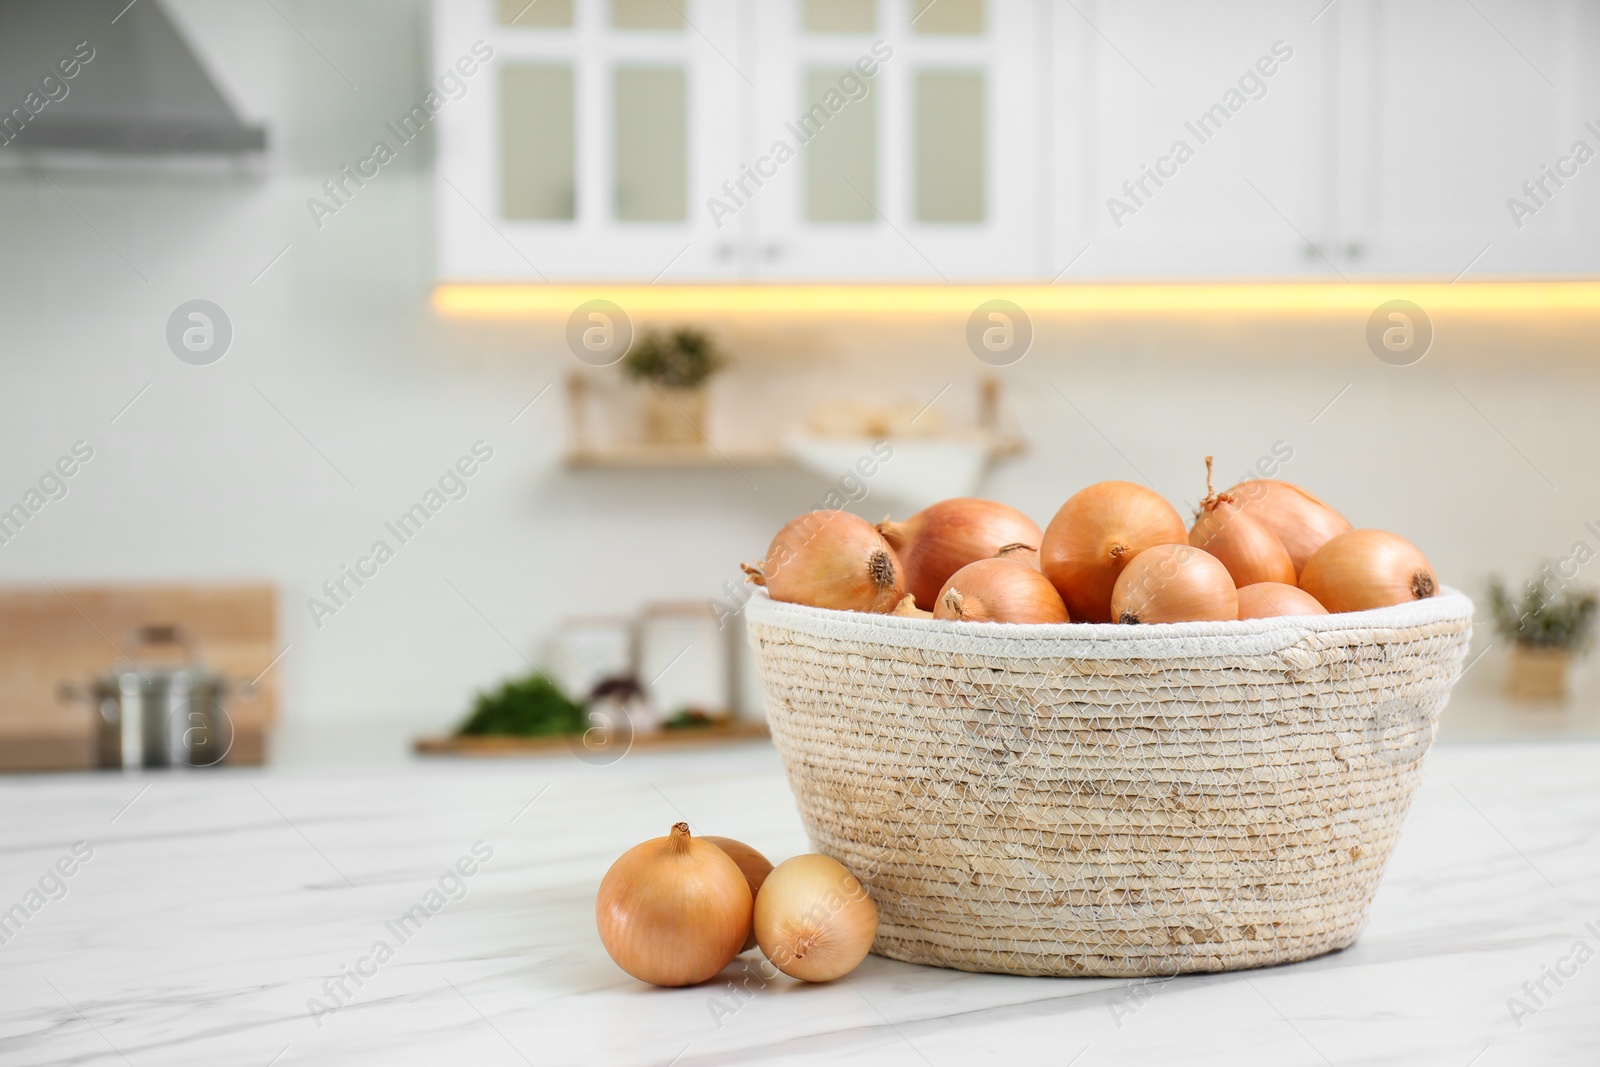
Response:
[1300, 529, 1437, 612]
[934, 558, 1070, 624]
[1111, 544, 1239, 624]
[1224, 478, 1352, 578]
[1189, 458, 1296, 588]
[1041, 481, 1188, 623]
[744, 510, 904, 613]
[1236, 582, 1329, 619]
[754, 854, 878, 982]
[878, 498, 1042, 611]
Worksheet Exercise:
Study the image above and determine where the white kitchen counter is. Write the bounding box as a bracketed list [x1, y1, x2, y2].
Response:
[0, 741, 1596, 1066]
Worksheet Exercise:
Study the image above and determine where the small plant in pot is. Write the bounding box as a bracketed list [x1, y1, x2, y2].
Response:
[621, 327, 726, 446]
[1487, 575, 1598, 701]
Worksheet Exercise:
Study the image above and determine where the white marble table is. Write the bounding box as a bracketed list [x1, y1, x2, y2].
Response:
[1, 741, 1596, 1066]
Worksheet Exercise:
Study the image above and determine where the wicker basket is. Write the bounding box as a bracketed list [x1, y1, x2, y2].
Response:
[746, 588, 1473, 977]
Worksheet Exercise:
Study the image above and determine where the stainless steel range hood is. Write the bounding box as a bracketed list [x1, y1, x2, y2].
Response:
[0, 0, 266, 155]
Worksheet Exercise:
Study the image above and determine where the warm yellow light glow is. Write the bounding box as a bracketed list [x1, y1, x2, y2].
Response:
[432, 280, 1600, 318]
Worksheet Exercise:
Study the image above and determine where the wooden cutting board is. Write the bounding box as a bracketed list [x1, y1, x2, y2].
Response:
[0, 584, 278, 770]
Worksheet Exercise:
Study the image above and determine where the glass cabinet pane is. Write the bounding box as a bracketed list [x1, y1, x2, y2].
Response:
[611, 0, 686, 30]
[501, 65, 576, 220]
[911, 0, 984, 35]
[614, 67, 687, 221]
[804, 0, 876, 33]
[914, 70, 984, 222]
[497, 0, 574, 28]
[804, 68, 878, 222]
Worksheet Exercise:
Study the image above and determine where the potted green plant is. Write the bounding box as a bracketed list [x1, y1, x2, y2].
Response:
[621, 328, 726, 446]
[1486, 575, 1598, 700]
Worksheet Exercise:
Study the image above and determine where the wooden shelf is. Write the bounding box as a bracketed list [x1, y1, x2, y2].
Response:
[563, 445, 789, 470]
[414, 720, 770, 757]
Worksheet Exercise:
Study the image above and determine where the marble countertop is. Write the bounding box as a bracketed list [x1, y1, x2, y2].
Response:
[1, 741, 1596, 1067]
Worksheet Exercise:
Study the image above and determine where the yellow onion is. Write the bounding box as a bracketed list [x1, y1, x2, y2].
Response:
[933, 558, 1070, 624]
[596, 823, 752, 987]
[890, 594, 933, 619]
[754, 854, 879, 983]
[1189, 458, 1296, 588]
[1111, 544, 1238, 624]
[994, 542, 1040, 568]
[1041, 482, 1188, 623]
[1236, 582, 1328, 619]
[1224, 479, 1352, 578]
[1300, 529, 1438, 612]
[879, 498, 1042, 610]
[744, 510, 904, 613]
[706, 837, 774, 953]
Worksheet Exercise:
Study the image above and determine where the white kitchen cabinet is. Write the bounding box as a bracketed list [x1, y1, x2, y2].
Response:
[436, 0, 1048, 281]
[1055, 0, 1596, 279]
[434, 0, 745, 281]
[1333, 0, 1596, 276]
[437, 0, 1598, 282]
[744, 0, 1049, 279]
[1055, 1, 1330, 279]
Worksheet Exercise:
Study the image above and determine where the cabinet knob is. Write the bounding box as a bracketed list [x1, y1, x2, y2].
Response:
[762, 243, 784, 261]
[715, 243, 738, 261]
[1344, 243, 1365, 261]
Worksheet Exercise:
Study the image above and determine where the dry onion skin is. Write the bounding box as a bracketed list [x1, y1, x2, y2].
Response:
[934, 558, 1070, 624]
[1041, 481, 1188, 623]
[1224, 479, 1352, 578]
[744, 510, 904, 614]
[1188, 458, 1296, 588]
[754, 854, 879, 983]
[1300, 529, 1438, 613]
[1111, 544, 1239, 624]
[596, 823, 752, 987]
[878, 498, 1042, 610]
[705, 837, 774, 953]
[891, 594, 934, 619]
[1236, 582, 1329, 620]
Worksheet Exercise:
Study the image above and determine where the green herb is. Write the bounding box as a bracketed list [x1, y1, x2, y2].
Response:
[1486, 575, 1598, 650]
[456, 673, 587, 737]
[662, 709, 716, 730]
[621, 328, 725, 390]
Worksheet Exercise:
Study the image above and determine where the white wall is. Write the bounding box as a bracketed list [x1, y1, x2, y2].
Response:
[1, 2, 1597, 754]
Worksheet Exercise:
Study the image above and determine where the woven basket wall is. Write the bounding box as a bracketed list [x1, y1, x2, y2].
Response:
[746, 589, 1473, 978]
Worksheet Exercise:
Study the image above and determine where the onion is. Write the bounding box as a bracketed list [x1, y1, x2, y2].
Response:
[754, 854, 879, 982]
[1041, 481, 1188, 623]
[891, 594, 933, 619]
[1111, 544, 1238, 624]
[596, 823, 752, 987]
[1188, 457, 1296, 588]
[706, 837, 774, 953]
[744, 510, 904, 613]
[879, 498, 1042, 610]
[1236, 582, 1328, 619]
[994, 542, 1040, 568]
[1300, 529, 1438, 613]
[1224, 479, 1352, 578]
[933, 558, 1070, 624]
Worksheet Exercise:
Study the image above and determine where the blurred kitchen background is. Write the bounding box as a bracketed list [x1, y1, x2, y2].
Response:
[1, 0, 1598, 771]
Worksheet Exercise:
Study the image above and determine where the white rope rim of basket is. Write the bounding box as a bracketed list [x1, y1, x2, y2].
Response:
[745, 587, 1474, 660]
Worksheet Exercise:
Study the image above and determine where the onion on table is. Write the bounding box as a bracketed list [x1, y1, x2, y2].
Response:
[754, 854, 880, 983]
[596, 823, 752, 987]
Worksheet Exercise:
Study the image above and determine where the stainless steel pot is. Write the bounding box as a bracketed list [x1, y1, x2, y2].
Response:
[61, 625, 244, 769]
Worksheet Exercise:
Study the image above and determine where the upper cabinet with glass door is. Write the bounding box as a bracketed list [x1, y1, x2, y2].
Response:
[744, 0, 1048, 278]
[434, 0, 745, 280]
[435, 0, 1049, 281]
